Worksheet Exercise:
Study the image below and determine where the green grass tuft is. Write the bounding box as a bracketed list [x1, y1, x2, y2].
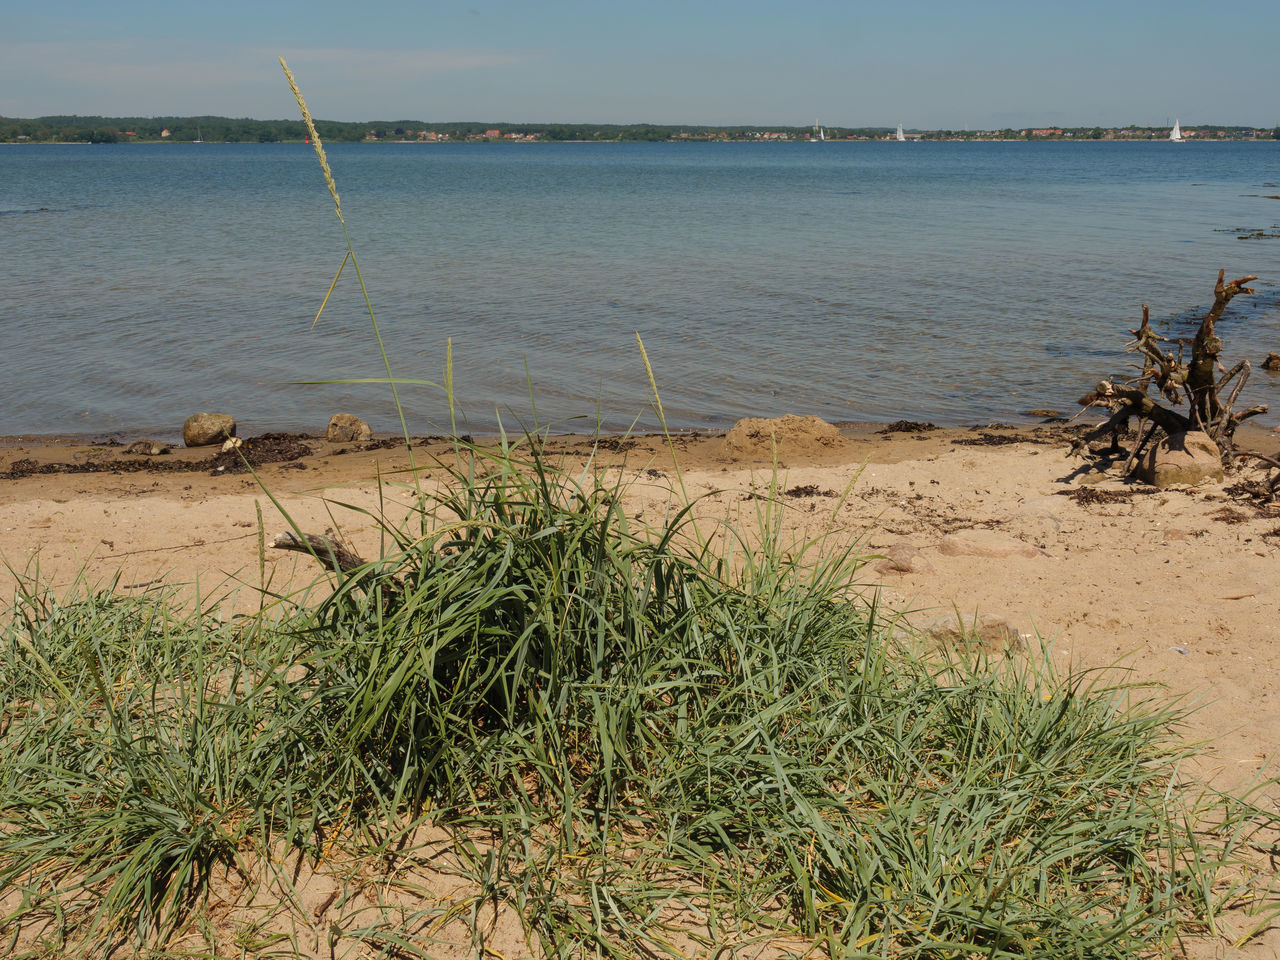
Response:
[2, 453, 1276, 956]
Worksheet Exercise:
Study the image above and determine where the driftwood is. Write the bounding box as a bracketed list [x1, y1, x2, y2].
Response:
[1231, 451, 1280, 502]
[1071, 270, 1267, 465]
[272, 529, 408, 602]
[271, 530, 369, 574]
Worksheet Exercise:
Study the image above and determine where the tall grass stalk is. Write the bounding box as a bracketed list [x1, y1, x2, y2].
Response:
[280, 57, 421, 477]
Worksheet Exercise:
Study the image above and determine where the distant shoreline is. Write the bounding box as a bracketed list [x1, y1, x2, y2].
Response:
[6, 138, 1278, 148]
[4, 116, 1276, 146]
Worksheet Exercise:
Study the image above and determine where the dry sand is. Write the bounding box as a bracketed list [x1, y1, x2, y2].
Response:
[2, 417, 1278, 957]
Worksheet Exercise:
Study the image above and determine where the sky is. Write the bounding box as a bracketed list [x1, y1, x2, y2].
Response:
[2, 1, 1277, 129]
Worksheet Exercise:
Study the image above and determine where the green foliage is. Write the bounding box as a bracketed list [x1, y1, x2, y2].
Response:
[2, 453, 1278, 955]
[620, 124, 672, 141]
[0, 576, 284, 949]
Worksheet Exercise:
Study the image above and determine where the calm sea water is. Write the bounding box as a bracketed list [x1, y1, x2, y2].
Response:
[2, 141, 1278, 438]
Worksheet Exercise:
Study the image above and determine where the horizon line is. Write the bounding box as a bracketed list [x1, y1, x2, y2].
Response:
[6, 114, 1279, 131]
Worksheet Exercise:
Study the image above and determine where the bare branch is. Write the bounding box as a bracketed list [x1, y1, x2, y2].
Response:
[271, 530, 368, 575]
[1229, 404, 1268, 426]
[1073, 270, 1262, 473]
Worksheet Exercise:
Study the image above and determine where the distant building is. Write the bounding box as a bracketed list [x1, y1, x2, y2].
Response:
[160, 129, 171, 138]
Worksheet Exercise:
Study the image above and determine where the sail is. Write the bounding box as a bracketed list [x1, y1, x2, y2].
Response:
[1169, 120, 1183, 142]
[896, 123, 906, 142]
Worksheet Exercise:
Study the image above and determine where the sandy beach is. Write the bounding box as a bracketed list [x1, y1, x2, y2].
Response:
[3, 416, 1279, 957]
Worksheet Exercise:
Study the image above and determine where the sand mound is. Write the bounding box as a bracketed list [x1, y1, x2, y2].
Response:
[724, 414, 846, 457]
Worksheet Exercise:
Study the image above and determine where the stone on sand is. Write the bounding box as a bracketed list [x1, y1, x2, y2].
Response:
[921, 613, 1025, 653]
[1135, 431, 1223, 489]
[183, 413, 237, 448]
[724, 414, 845, 457]
[874, 540, 934, 575]
[937, 530, 1044, 559]
[124, 440, 170, 456]
[327, 413, 373, 443]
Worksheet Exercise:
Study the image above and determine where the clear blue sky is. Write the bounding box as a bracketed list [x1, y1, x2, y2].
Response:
[2, 0, 1276, 128]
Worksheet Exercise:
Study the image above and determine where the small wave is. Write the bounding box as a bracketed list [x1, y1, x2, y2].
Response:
[0, 206, 77, 216]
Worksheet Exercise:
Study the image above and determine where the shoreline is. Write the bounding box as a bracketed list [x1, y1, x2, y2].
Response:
[0, 413, 1089, 450]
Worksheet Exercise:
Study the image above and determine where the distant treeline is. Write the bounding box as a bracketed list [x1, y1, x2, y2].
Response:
[2, 115, 1277, 144]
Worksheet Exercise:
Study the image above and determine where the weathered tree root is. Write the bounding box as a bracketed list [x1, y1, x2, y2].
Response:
[1071, 269, 1267, 469]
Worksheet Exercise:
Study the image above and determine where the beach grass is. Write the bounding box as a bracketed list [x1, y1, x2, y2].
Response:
[0, 63, 1275, 959]
[2, 435, 1277, 957]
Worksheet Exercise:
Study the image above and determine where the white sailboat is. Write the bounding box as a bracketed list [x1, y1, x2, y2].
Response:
[895, 123, 906, 142]
[1169, 119, 1184, 142]
[812, 120, 825, 142]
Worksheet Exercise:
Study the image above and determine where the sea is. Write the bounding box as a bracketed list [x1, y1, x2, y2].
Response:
[2, 140, 1278, 439]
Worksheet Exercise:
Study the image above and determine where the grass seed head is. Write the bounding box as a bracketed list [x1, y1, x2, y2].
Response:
[279, 57, 341, 220]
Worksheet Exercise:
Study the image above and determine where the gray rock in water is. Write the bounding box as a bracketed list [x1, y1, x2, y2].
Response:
[183, 413, 237, 448]
[327, 413, 373, 443]
[124, 439, 170, 456]
[1135, 432, 1223, 488]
